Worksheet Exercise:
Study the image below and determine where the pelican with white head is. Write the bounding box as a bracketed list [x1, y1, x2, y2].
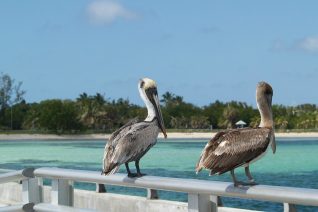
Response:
[102, 77, 167, 178]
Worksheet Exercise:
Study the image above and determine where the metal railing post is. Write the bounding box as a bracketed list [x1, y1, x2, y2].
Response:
[96, 183, 106, 193]
[217, 196, 223, 207]
[51, 179, 74, 206]
[21, 168, 43, 204]
[210, 196, 219, 211]
[147, 188, 159, 199]
[284, 203, 297, 212]
[188, 193, 217, 212]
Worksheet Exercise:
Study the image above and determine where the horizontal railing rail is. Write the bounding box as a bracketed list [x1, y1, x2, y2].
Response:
[1, 167, 318, 212]
[0, 168, 15, 173]
[33, 203, 97, 212]
[0, 168, 34, 184]
[0, 203, 35, 212]
[34, 167, 318, 207]
[0, 203, 95, 212]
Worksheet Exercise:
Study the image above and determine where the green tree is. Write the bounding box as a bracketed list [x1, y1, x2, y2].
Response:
[161, 91, 202, 128]
[275, 116, 288, 130]
[249, 116, 261, 128]
[2, 100, 30, 130]
[22, 103, 40, 130]
[36, 100, 81, 133]
[203, 100, 226, 129]
[161, 92, 175, 106]
[0, 73, 26, 129]
[0, 73, 25, 110]
[76, 92, 108, 130]
[219, 105, 239, 129]
[190, 115, 210, 129]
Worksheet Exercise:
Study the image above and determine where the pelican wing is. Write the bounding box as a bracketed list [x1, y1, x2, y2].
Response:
[109, 117, 139, 142]
[196, 128, 272, 175]
[103, 120, 156, 175]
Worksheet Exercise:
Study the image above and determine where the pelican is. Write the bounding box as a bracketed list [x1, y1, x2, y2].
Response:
[196, 82, 276, 186]
[102, 78, 167, 177]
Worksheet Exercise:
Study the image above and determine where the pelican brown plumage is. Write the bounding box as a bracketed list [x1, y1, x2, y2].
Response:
[102, 78, 167, 178]
[196, 81, 276, 186]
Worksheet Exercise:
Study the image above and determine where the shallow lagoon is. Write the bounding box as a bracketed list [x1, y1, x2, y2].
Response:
[0, 139, 317, 211]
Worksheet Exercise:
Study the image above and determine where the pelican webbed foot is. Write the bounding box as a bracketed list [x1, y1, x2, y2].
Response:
[244, 166, 258, 186]
[125, 162, 146, 178]
[127, 173, 138, 178]
[136, 172, 146, 177]
[127, 172, 146, 178]
[134, 160, 146, 178]
[234, 181, 258, 187]
[231, 169, 258, 187]
[247, 181, 258, 186]
[125, 163, 137, 178]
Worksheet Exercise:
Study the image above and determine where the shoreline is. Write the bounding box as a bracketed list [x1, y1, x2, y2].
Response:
[1, 132, 318, 140]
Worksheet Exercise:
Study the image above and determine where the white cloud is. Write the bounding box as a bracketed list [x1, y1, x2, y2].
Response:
[271, 36, 318, 53]
[270, 39, 286, 51]
[87, 0, 137, 25]
[296, 36, 318, 52]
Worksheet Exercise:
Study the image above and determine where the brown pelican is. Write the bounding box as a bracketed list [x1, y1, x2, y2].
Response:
[102, 78, 167, 177]
[196, 82, 276, 186]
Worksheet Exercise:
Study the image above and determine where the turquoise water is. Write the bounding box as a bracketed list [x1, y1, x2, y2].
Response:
[0, 139, 317, 211]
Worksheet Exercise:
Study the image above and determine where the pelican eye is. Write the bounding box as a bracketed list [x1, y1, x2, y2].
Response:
[140, 81, 145, 88]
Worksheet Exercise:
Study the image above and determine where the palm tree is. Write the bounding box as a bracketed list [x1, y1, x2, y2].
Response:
[219, 106, 239, 129]
[94, 93, 106, 106]
[161, 92, 174, 106]
[76, 93, 95, 128]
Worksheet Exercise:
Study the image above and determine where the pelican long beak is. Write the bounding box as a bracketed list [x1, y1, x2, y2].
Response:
[148, 89, 167, 139]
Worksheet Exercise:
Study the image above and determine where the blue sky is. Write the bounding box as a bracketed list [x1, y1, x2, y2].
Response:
[1, 1, 318, 106]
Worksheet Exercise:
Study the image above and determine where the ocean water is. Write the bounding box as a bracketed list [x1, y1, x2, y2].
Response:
[0, 138, 317, 211]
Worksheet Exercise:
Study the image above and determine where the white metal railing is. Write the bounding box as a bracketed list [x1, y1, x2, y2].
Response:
[0, 203, 94, 212]
[1, 167, 318, 212]
[0, 168, 92, 212]
[0, 203, 33, 212]
[0, 169, 30, 184]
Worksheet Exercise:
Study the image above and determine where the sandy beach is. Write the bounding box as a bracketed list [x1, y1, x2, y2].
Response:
[1, 132, 318, 140]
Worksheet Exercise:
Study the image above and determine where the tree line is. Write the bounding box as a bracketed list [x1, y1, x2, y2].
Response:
[1, 73, 318, 133]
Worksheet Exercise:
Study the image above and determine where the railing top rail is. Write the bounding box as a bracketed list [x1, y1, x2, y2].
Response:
[34, 167, 318, 207]
[0, 168, 15, 173]
[34, 203, 97, 212]
[0, 168, 34, 184]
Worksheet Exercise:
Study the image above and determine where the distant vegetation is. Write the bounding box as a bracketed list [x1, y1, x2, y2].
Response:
[1, 73, 318, 133]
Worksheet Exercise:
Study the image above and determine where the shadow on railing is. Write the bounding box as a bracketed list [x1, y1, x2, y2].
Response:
[1, 167, 318, 212]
